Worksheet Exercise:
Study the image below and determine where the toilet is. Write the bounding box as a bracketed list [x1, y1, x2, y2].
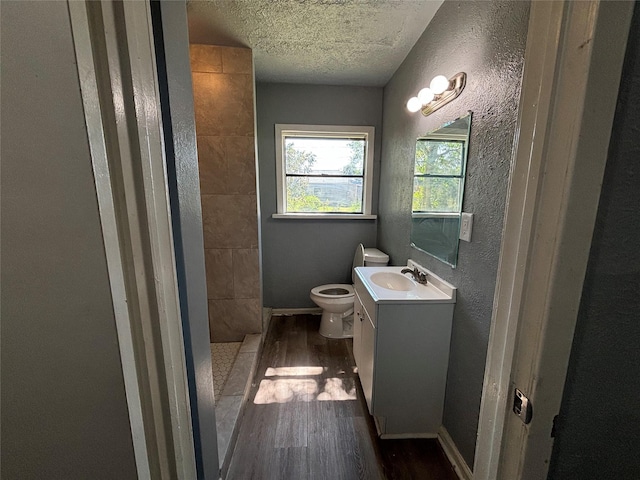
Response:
[310, 244, 389, 338]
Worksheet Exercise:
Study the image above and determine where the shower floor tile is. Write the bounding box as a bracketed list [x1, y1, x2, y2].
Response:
[211, 342, 242, 404]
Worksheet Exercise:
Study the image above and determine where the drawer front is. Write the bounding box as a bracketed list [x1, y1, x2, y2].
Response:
[355, 275, 377, 327]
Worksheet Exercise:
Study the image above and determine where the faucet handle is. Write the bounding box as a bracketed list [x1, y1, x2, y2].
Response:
[413, 268, 428, 284]
[401, 266, 428, 284]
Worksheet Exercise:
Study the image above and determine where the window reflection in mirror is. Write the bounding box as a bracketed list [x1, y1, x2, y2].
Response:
[410, 112, 472, 267]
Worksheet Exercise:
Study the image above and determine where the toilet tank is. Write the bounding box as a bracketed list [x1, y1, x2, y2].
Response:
[364, 248, 389, 267]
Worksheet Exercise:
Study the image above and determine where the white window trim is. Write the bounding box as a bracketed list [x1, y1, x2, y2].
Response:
[274, 124, 376, 219]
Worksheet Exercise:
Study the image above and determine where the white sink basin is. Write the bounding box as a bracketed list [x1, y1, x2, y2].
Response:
[370, 272, 416, 291]
[354, 264, 456, 304]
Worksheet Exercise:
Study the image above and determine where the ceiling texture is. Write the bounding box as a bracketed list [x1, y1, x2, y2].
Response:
[186, 0, 444, 87]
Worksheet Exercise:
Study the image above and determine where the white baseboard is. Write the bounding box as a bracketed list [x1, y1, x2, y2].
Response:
[438, 426, 472, 480]
[271, 308, 322, 315]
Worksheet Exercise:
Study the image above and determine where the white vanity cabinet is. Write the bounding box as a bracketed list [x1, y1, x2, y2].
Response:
[353, 268, 456, 438]
[353, 290, 376, 414]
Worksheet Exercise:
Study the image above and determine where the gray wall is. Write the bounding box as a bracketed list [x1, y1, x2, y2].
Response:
[548, 3, 640, 478]
[0, 2, 137, 478]
[378, 0, 530, 466]
[256, 83, 383, 308]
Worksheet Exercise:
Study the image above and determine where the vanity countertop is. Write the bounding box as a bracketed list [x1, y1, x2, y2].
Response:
[354, 265, 456, 304]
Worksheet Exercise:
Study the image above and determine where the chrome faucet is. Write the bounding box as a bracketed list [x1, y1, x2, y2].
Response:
[401, 267, 428, 285]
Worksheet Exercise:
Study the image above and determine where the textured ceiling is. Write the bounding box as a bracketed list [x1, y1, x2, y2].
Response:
[186, 0, 444, 86]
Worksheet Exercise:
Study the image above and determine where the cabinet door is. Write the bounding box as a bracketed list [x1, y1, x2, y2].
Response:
[353, 292, 364, 369]
[359, 312, 376, 415]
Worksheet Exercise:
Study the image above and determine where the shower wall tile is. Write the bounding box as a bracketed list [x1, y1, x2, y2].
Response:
[189, 44, 223, 73]
[198, 136, 256, 195]
[192, 73, 254, 137]
[233, 249, 260, 298]
[192, 44, 261, 342]
[221, 47, 253, 75]
[204, 249, 234, 299]
[201, 195, 258, 249]
[197, 136, 225, 194]
[208, 299, 262, 342]
[225, 136, 256, 194]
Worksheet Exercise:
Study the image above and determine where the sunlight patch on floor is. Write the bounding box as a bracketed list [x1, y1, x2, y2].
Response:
[265, 366, 325, 377]
[254, 377, 357, 404]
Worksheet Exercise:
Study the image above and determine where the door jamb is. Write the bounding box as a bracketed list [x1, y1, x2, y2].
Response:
[474, 1, 633, 478]
[69, 1, 197, 478]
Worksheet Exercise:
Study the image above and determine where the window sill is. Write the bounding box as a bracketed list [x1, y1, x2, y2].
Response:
[272, 213, 377, 220]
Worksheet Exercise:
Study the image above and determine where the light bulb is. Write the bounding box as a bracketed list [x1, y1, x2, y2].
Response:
[406, 97, 422, 113]
[430, 75, 450, 95]
[417, 88, 435, 105]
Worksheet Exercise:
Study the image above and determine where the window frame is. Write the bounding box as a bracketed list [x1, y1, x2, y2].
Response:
[274, 124, 376, 219]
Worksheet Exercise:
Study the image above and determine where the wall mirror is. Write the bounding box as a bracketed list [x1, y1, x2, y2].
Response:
[410, 112, 472, 267]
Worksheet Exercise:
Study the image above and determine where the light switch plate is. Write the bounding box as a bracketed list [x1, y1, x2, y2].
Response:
[460, 213, 473, 242]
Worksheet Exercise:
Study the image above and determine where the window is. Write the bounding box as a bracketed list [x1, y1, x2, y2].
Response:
[412, 136, 466, 214]
[274, 124, 375, 218]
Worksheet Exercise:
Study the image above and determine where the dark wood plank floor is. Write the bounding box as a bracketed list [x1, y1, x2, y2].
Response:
[226, 315, 458, 480]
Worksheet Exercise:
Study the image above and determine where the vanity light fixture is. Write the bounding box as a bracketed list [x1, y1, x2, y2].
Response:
[406, 72, 467, 116]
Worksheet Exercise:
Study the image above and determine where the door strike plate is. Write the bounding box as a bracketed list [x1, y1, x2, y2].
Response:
[513, 388, 533, 424]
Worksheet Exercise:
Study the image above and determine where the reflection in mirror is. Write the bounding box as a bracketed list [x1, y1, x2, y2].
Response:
[411, 112, 472, 267]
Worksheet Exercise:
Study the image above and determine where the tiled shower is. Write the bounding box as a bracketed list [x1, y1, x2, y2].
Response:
[190, 44, 262, 343]
[190, 44, 263, 464]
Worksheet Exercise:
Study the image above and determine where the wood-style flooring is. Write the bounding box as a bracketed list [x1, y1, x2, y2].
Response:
[226, 315, 458, 480]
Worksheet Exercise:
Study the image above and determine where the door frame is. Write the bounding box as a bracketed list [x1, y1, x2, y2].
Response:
[70, 1, 198, 478]
[474, 1, 633, 478]
[151, 2, 220, 478]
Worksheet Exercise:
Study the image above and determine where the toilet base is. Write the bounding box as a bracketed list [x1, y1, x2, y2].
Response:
[319, 311, 354, 339]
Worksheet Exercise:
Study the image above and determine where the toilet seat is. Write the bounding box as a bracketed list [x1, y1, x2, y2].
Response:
[310, 244, 386, 339]
[310, 283, 354, 299]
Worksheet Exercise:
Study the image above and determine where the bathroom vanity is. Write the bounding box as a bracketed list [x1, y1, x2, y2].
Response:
[353, 262, 456, 438]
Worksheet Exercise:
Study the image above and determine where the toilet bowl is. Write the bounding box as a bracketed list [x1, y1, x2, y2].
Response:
[310, 244, 389, 338]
